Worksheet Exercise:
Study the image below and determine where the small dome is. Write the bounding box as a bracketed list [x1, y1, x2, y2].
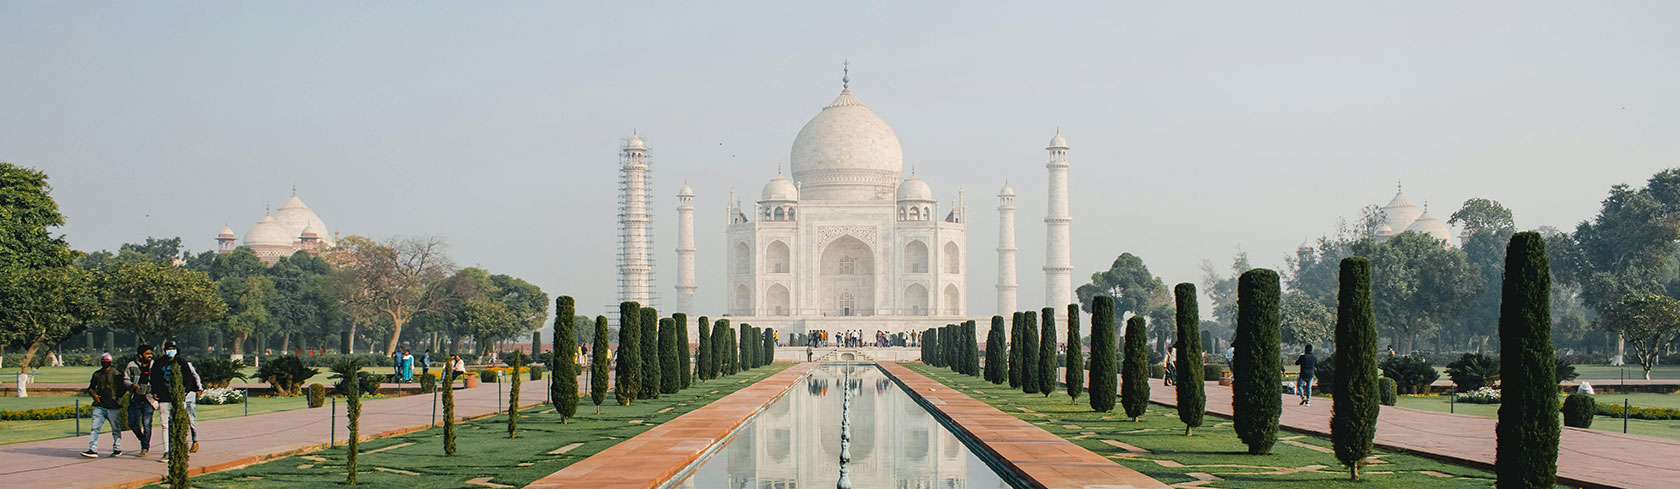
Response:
[678, 183, 694, 197]
[1380, 188, 1423, 232]
[898, 175, 934, 202]
[300, 223, 319, 238]
[999, 182, 1015, 197]
[1048, 131, 1068, 149]
[761, 173, 798, 202]
[243, 214, 293, 247]
[1406, 211, 1454, 245]
[626, 133, 646, 150]
[218, 226, 236, 238]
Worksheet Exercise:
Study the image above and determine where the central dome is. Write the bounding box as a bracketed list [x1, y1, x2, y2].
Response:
[789, 89, 903, 201]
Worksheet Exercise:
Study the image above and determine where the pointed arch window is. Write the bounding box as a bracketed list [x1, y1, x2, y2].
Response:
[839, 256, 856, 275]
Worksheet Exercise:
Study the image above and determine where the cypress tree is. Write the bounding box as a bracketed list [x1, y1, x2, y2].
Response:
[591, 316, 608, 414]
[1089, 296, 1117, 413]
[738, 324, 752, 369]
[1122, 316, 1150, 421]
[553, 297, 578, 422]
[1332, 258, 1379, 480]
[925, 328, 938, 366]
[1175, 283, 1206, 435]
[639, 307, 659, 399]
[1066, 304, 1084, 402]
[614, 301, 641, 406]
[165, 359, 190, 485]
[969, 320, 982, 376]
[942, 325, 952, 368]
[342, 359, 363, 484]
[712, 319, 728, 376]
[697, 316, 712, 381]
[986, 315, 1005, 383]
[1009, 312, 1023, 387]
[507, 350, 522, 437]
[443, 361, 457, 454]
[719, 320, 735, 375]
[676, 313, 692, 389]
[1022, 311, 1040, 394]
[659, 318, 679, 394]
[1233, 268, 1282, 454]
[763, 328, 775, 366]
[1040, 307, 1058, 397]
[1496, 232, 1558, 488]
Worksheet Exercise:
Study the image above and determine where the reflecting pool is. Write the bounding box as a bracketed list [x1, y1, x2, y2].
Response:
[675, 364, 1011, 488]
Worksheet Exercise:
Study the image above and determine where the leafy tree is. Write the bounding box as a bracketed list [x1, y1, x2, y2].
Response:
[1279, 291, 1334, 348]
[1122, 315, 1150, 421]
[1200, 251, 1252, 326]
[570, 315, 598, 347]
[1174, 283, 1205, 435]
[265, 252, 337, 353]
[1009, 312, 1023, 387]
[1598, 294, 1680, 379]
[985, 315, 1006, 384]
[1065, 305, 1083, 400]
[0, 265, 100, 375]
[552, 296, 578, 422]
[640, 307, 659, 399]
[1021, 311, 1040, 394]
[1088, 296, 1117, 413]
[1332, 258, 1379, 480]
[0, 163, 76, 268]
[119, 237, 185, 264]
[1039, 307, 1058, 397]
[461, 297, 517, 357]
[1233, 269, 1282, 454]
[615, 302, 641, 405]
[591, 316, 608, 414]
[331, 235, 454, 356]
[1363, 232, 1483, 353]
[697, 315, 713, 380]
[659, 317, 679, 394]
[1448, 198, 1518, 349]
[1076, 253, 1165, 316]
[102, 260, 227, 345]
[1496, 232, 1558, 488]
[676, 313, 692, 389]
[1445, 353, 1501, 390]
[219, 274, 276, 356]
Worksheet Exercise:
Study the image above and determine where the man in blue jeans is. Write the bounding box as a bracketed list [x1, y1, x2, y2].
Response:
[123, 345, 155, 457]
[150, 341, 203, 458]
[1296, 345, 1318, 406]
[82, 353, 125, 458]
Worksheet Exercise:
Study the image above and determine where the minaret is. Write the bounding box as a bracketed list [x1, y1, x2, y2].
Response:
[996, 183, 1018, 315]
[675, 183, 697, 315]
[618, 132, 653, 307]
[1043, 131, 1074, 309]
[216, 225, 237, 254]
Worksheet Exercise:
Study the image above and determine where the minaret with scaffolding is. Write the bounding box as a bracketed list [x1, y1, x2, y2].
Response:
[617, 132, 657, 312]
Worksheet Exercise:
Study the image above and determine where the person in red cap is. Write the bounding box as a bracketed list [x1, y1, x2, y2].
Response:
[82, 353, 125, 458]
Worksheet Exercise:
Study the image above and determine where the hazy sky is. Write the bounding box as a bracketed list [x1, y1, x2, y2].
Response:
[5, 2, 1677, 329]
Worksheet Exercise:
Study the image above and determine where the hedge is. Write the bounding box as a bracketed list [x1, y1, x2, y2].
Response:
[1, 404, 91, 421]
[1378, 377, 1397, 406]
[1596, 403, 1680, 420]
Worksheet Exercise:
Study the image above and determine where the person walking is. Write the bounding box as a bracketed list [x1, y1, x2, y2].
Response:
[449, 354, 467, 387]
[82, 353, 125, 458]
[400, 348, 414, 382]
[150, 341, 203, 457]
[392, 349, 403, 380]
[124, 345, 157, 457]
[1163, 345, 1177, 387]
[420, 349, 432, 380]
[1295, 345, 1318, 406]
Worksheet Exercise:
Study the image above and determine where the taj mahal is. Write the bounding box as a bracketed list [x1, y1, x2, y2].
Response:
[615, 68, 1078, 339]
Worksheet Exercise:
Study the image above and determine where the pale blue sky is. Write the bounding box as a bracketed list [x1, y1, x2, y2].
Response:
[4, 2, 1677, 326]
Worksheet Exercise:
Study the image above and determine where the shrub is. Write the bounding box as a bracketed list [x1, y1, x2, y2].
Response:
[418, 373, 438, 393]
[1596, 403, 1680, 420]
[1, 404, 91, 421]
[1088, 297, 1116, 413]
[659, 317, 680, 395]
[1446, 353, 1501, 391]
[1233, 268, 1282, 455]
[1202, 364, 1225, 382]
[530, 364, 543, 381]
[1378, 377, 1397, 406]
[697, 315, 713, 381]
[1331, 257, 1378, 481]
[1149, 364, 1165, 379]
[307, 383, 327, 408]
[1456, 387, 1502, 404]
[1379, 355, 1440, 394]
[986, 315, 1006, 385]
[195, 357, 248, 388]
[1175, 283, 1206, 436]
[197, 387, 245, 405]
[1562, 394, 1595, 428]
[1555, 355, 1578, 382]
[479, 370, 497, 383]
[255, 355, 319, 396]
[334, 370, 382, 398]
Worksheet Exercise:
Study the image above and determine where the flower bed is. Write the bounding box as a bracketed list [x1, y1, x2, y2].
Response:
[1596, 403, 1680, 420]
[1, 404, 90, 421]
[1455, 386, 1501, 404]
[197, 387, 247, 405]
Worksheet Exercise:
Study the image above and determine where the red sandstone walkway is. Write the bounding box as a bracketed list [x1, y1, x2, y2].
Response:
[1147, 378, 1680, 489]
[0, 380, 548, 489]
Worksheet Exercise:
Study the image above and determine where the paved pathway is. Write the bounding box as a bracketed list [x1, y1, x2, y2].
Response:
[1148, 378, 1680, 489]
[0, 380, 547, 489]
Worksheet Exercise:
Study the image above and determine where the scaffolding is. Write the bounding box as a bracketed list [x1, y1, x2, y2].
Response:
[613, 135, 658, 321]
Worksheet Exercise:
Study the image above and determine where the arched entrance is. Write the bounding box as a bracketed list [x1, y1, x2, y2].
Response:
[820, 235, 875, 316]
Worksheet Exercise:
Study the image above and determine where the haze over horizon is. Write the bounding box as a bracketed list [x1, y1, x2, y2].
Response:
[5, 2, 1677, 329]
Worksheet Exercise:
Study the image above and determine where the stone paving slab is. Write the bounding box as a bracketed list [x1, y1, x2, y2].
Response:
[527, 363, 816, 489]
[1147, 378, 1680, 489]
[0, 380, 547, 489]
[881, 362, 1169, 489]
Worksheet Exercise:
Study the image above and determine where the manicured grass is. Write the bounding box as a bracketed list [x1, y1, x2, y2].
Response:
[1571, 365, 1680, 381]
[152, 364, 790, 488]
[0, 395, 315, 446]
[3, 365, 417, 388]
[1393, 393, 1680, 441]
[907, 364, 1543, 489]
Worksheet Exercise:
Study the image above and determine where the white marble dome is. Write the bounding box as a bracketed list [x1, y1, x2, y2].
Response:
[897, 175, 933, 202]
[1048, 132, 1068, 149]
[274, 195, 333, 247]
[1380, 190, 1422, 235]
[789, 89, 903, 201]
[244, 214, 292, 247]
[626, 133, 647, 151]
[761, 173, 798, 202]
[678, 182, 694, 197]
[1406, 210, 1454, 244]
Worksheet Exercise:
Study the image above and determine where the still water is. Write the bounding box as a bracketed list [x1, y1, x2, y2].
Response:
[675, 364, 1011, 488]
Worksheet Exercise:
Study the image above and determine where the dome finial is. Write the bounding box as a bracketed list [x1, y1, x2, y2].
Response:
[842, 59, 850, 90]
[291, 183, 296, 196]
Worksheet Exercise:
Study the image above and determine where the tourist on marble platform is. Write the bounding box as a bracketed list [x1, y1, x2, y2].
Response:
[124, 345, 156, 457]
[82, 353, 125, 458]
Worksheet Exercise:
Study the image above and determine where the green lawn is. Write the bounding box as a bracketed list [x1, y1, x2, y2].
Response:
[906, 364, 1550, 489]
[1570, 365, 1680, 381]
[150, 364, 790, 489]
[0, 395, 316, 446]
[4, 365, 415, 388]
[1393, 393, 1680, 440]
